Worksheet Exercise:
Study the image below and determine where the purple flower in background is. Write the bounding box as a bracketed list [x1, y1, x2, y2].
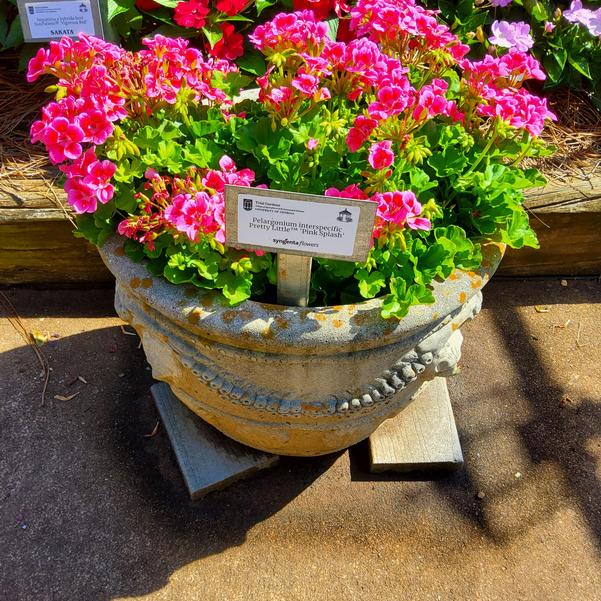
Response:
[564, 0, 601, 36]
[490, 0, 513, 7]
[489, 20, 534, 52]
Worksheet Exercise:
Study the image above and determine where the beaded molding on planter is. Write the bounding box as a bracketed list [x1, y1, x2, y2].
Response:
[116, 282, 482, 418]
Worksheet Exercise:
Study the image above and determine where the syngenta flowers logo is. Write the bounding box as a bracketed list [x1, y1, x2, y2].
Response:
[243, 198, 253, 211]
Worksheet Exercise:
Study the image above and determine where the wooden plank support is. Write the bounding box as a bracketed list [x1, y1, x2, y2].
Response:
[276, 253, 312, 307]
[368, 377, 463, 473]
[151, 382, 279, 500]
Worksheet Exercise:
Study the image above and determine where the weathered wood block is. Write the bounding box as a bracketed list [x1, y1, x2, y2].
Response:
[368, 377, 463, 473]
[151, 383, 279, 500]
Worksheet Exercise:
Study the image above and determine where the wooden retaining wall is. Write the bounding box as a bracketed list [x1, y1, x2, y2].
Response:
[0, 174, 599, 285]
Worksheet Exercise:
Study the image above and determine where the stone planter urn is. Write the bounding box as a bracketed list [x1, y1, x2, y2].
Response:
[99, 237, 503, 456]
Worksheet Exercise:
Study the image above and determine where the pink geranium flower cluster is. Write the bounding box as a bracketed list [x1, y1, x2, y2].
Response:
[28, 34, 235, 214]
[249, 10, 330, 53]
[118, 157, 256, 248]
[349, 0, 470, 64]
[461, 50, 556, 137]
[325, 186, 431, 239]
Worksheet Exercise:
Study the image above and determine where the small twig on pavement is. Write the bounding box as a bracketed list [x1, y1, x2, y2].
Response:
[576, 321, 589, 348]
[0, 291, 50, 405]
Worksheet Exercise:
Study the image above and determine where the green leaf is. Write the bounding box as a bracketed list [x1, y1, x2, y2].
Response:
[216, 271, 252, 304]
[150, 0, 178, 6]
[107, 0, 134, 22]
[356, 269, 386, 298]
[427, 146, 468, 178]
[255, 0, 276, 15]
[543, 49, 567, 84]
[2, 17, 22, 49]
[568, 55, 592, 80]
[325, 17, 339, 41]
[236, 49, 267, 76]
[202, 26, 223, 49]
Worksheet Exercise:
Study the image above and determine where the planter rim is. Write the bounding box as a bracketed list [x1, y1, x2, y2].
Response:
[99, 236, 503, 355]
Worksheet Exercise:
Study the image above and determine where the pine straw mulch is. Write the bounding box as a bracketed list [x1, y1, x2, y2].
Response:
[0, 52, 600, 199]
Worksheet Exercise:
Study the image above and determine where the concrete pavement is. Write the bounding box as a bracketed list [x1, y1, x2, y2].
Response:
[0, 279, 600, 601]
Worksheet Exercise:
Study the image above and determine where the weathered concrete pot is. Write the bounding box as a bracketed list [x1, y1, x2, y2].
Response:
[99, 237, 503, 456]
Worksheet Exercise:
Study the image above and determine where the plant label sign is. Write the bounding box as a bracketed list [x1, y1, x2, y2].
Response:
[224, 186, 377, 263]
[17, 0, 104, 43]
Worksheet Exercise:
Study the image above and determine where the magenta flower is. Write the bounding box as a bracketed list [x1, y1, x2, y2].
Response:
[84, 160, 116, 204]
[325, 184, 369, 200]
[368, 140, 395, 170]
[64, 178, 97, 214]
[43, 117, 85, 164]
[346, 115, 378, 152]
[544, 21, 555, 33]
[173, 0, 210, 29]
[490, 0, 512, 6]
[489, 20, 534, 52]
[79, 110, 113, 145]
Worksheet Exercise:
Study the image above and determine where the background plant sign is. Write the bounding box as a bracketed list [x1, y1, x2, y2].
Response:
[17, 0, 104, 42]
[225, 185, 377, 306]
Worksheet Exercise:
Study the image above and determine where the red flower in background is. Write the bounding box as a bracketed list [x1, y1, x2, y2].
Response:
[135, 0, 160, 10]
[208, 23, 244, 60]
[174, 0, 210, 29]
[292, 0, 333, 20]
[215, 0, 247, 16]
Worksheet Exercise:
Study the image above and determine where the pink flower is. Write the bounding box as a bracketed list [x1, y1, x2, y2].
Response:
[79, 109, 113, 145]
[83, 159, 116, 203]
[325, 184, 368, 199]
[64, 177, 97, 213]
[291, 73, 320, 96]
[43, 117, 85, 164]
[346, 115, 378, 152]
[368, 83, 415, 121]
[368, 140, 395, 170]
[372, 190, 431, 238]
[250, 11, 329, 54]
[489, 20, 534, 52]
[307, 138, 319, 150]
[544, 21, 555, 33]
[490, 0, 512, 6]
[165, 192, 212, 242]
[174, 0, 210, 29]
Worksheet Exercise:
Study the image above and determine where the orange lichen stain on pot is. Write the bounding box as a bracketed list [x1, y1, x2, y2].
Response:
[471, 276, 483, 289]
[332, 319, 343, 328]
[130, 277, 141, 288]
[187, 307, 203, 324]
[432, 312, 440, 320]
[141, 278, 153, 289]
[458, 291, 467, 304]
[301, 402, 322, 412]
[115, 245, 126, 256]
[448, 272, 458, 281]
[313, 312, 327, 322]
[451, 322, 459, 331]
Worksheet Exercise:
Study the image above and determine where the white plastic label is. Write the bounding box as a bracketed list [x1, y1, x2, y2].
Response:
[23, 0, 97, 39]
[236, 193, 360, 258]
